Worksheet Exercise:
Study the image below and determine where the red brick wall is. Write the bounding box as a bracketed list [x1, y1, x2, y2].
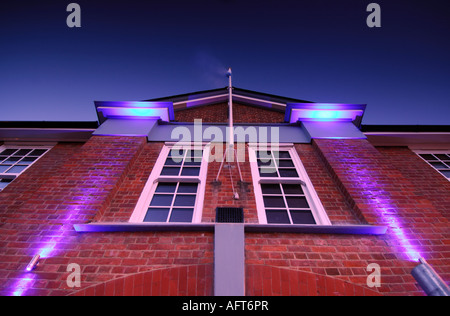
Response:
[1, 119, 448, 296]
[175, 102, 285, 123]
[202, 143, 362, 225]
[97, 142, 164, 222]
[376, 146, 450, 219]
[246, 265, 382, 296]
[245, 140, 449, 296]
[0, 137, 214, 296]
[201, 143, 259, 223]
[294, 144, 361, 225]
[312, 139, 449, 293]
[71, 264, 213, 296]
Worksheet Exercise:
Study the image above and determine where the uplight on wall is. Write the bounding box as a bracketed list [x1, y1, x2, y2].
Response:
[412, 258, 450, 296]
[25, 255, 40, 272]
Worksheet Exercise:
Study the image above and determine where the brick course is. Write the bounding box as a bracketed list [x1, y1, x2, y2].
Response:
[0, 137, 214, 296]
[0, 103, 448, 296]
[311, 139, 449, 293]
[175, 102, 285, 123]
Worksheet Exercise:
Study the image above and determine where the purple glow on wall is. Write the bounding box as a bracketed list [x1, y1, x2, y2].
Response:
[373, 198, 422, 262]
[8, 141, 144, 296]
[348, 164, 423, 262]
[9, 168, 123, 295]
[10, 274, 36, 296]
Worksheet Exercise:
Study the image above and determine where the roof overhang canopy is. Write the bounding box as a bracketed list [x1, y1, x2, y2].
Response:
[95, 101, 175, 124]
[285, 103, 366, 125]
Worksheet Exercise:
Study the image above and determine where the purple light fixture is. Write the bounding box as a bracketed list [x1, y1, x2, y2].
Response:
[95, 101, 175, 123]
[285, 103, 366, 124]
[25, 255, 40, 272]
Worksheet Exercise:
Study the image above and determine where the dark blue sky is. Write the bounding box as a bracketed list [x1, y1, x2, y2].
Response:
[1, 0, 449, 124]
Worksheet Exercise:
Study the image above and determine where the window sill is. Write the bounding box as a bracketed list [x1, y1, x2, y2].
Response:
[74, 222, 387, 235]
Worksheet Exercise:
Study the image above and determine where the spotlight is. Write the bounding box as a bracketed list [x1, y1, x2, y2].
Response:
[25, 255, 40, 272]
[412, 258, 450, 296]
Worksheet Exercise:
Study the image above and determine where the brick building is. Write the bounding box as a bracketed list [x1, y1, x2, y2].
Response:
[0, 86, 449, 296]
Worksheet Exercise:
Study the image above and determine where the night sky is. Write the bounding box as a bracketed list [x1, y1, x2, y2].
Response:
[1, 0, 449, 125]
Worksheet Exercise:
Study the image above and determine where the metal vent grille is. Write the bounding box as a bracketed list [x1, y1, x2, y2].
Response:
[216, 207, 244, 223]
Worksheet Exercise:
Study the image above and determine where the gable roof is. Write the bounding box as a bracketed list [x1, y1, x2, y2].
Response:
[145, 86, 313, 112]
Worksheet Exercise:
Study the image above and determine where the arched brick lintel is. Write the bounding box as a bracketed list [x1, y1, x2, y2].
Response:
[69, 264, 382, 296]
[69, 264, 213, 296]
[246, 265, 383, 296]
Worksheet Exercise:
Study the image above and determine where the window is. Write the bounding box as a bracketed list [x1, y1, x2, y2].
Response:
[415, 151, 450, 180]
[249, 145, 331, 225]
[0, 146, 51, 192]
[129, 144, 210, 223]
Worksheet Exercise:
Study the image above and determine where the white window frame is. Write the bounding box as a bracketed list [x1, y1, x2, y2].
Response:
[0, 144, 53, 192]
[129, 143, 210, 223]
[249, 144, 331, 225]
[414, 150, 450, 181]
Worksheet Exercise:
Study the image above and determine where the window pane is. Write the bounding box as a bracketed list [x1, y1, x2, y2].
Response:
[6, 165, 28, 174]
[187, 150, 203, 158]
[286, 196, 310, 208]
[282, 184, 304, 195]
[419, 154, 436, 161]
[259, 168, 277, 177]
[173, 195, 196, 206]
[256, 151, 272, 159]
[266, 209, 290, 224]
[257, 159, 274, 167]
[279, 168, 299, 177]
[181, 167, 200, 176]
[155, 182, 177, 193]
[277, 160, 295, 168]
[277, 151, 291, 159]
[261, 183, 282, 195]
[0, 179, 13, 190]
[435, 154, 450, 160]
[29, 149, 47, 156]
[14, 149, 33, 156]
[168, 148, 185, 158]
[144, 208, 170, 222]
[0, 165, 11, 173]
[4, 157, 21, 164]
[169, 208, 194, 223]
[165, 157, 183, 166]
[291, 210, 316, 224]
[430, 162, 449, 169]
[183, 160, 202, 166]
[177, 183, 198, 193]
[263, 196, 286, 208]
[0, 149, 17, 156]
[150, 194, 174, 206]
[161, 167, 180, 176]
[18, 157, 38, 165]
[440, 170, 450, 178]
